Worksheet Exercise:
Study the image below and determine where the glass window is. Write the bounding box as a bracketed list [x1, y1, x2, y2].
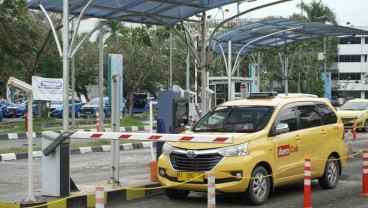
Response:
[340, 101, 368, 110]
[192, 106, 274, 133]
[273, 103, 298, 132]
[315, 102, 337, 125]
[296, 104, 322, 129]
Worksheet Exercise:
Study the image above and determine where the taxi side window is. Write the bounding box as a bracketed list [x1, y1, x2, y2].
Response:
[315, 102, 337, 125]
[296, 104, 322, 129]
[274, 104, 298, 132]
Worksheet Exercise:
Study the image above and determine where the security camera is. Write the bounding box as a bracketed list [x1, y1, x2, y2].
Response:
[7, 77, 33, 94]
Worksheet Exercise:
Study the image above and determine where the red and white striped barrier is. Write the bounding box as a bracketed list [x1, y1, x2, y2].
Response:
[70, 132, 233, 143]
[207, 172, 216, 208]
[95, 185, 104, 208]
[96, 109, 100, 132]
[304, 158, 311, 208]
[361, 150, 368, 197]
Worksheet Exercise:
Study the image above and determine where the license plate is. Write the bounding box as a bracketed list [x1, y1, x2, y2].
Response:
[9, 109, 15, 114]
[86, 111, 91, 114]
[177, 172, 204, 182]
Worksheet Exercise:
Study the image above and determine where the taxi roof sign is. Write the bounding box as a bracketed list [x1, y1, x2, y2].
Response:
[248, 92, 278, 99]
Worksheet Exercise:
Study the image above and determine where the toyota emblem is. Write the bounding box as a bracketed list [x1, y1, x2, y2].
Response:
[186, 150, 196, 158]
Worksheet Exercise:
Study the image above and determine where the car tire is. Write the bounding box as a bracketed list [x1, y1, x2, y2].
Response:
[243, 166, 270, 205]
[164, 189, 190, 199]
[318, 156, 339, 189]
[364, 120, 368, 132]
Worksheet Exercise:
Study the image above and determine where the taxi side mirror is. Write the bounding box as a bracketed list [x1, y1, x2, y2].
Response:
[275, 123, 289, 135]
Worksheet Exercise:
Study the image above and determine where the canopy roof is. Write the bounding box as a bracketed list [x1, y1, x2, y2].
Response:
[212, 18, 368, 55]
[26, 0, 241, 26]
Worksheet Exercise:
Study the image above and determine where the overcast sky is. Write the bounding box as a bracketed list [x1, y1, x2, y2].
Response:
[80, 0, 367, 33]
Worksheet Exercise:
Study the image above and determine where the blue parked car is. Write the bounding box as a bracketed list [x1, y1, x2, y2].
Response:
[0, 106, 3, 122]
[80, 97, 111, 118]
[49, 97, 82, 118]
[3, 102, 38, 118]
[14, 103, 38, 117]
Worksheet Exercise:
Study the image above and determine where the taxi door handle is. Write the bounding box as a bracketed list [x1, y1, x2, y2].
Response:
[321, 129, 327, 135]
[295, 135, 302, 142]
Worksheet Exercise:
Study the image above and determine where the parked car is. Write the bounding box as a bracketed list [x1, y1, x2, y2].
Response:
[336, 99, 368, 131]
[49, 97, 82, 118]
[158, 91, 346, 205]
[0, 107, 3, 122]
[3, 102, 38, 118]
[80, 97, 110, 118]
[17, 103, 39, 117]
[0, 99, 12, 116]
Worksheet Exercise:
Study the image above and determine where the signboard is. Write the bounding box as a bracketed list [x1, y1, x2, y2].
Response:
[32, 76, 63, 101]
[108, 54, 124, 111]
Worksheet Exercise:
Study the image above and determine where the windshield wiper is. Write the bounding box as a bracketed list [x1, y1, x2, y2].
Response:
[194, 127, 233, 132]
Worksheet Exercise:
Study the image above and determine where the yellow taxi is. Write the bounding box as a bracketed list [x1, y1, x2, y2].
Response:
[336, 99, 368, 131]
[157, 92, 346, 205]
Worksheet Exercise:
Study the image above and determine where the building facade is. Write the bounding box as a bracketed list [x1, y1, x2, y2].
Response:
[332, 26, 368, 100]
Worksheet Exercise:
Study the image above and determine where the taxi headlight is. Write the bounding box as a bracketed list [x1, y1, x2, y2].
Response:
[218, 142, 249, 157]
[162, 143, 173, 155]
[356, 114, 363, 119]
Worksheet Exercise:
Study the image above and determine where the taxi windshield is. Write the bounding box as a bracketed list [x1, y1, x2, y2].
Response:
[193, 106, 274, 133]
[340, 102, 368, 111]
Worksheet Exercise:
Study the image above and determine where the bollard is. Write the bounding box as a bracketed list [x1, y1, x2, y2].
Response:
[360, 150, 368, 197]
[353, 120, 356, 140]
[304, 158, 311, 208]
[207, 172, 216, 208]
[96, 109, 100, 132]
[96, 185, 105, 208]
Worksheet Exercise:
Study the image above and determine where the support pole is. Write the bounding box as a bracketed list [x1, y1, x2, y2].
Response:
[110, 74, 121, 184]
[227, 40, 232, 101]
[200, 12, 207, 114]
[99, 26, 104, 132]
[25, 94, 35, 202]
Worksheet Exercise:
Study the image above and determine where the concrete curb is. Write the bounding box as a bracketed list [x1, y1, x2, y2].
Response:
[0, 183, 164, 208]
[0, 141, 155, 161]
[0, 125, 157, 140]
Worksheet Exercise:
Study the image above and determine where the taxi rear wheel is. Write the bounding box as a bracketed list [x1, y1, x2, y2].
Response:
[243, 166, 270, 205]
[164, 189, 190, 199]
[318, 156, 339, 189]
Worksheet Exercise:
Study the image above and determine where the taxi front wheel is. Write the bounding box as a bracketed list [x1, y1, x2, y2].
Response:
[164, 189, 190, 199]
[318, 156, 339, 189]
[243, 166, 270, 205]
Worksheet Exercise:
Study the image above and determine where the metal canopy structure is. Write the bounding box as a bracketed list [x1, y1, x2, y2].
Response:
[26, 0, 241, 25]
[212, 18, 368, 56]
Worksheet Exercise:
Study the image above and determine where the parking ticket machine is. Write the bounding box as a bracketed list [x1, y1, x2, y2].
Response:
[156, 89, 189, 159]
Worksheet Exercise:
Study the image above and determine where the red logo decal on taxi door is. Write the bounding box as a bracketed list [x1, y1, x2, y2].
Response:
[278, 145, 290, 157]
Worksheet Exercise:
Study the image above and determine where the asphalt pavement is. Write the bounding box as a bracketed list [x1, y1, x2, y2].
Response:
[0, 128, 368, 207]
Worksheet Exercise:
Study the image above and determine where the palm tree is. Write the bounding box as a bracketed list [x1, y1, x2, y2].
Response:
[297, 0, 337, 24]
